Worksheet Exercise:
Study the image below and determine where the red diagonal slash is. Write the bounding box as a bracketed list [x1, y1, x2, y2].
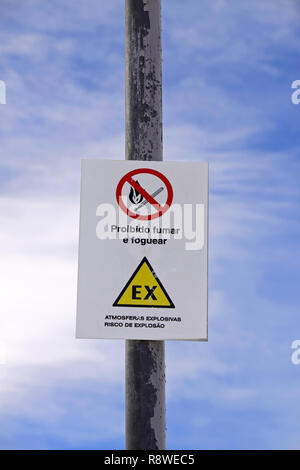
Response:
[116, 168, 173, 221]
[127, 176, 163, 213]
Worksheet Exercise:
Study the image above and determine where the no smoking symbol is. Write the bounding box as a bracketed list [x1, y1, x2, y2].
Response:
[116, 168, 173, 220]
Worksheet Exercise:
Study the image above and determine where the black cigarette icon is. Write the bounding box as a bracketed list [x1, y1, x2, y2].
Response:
[135, 187, 164, 211]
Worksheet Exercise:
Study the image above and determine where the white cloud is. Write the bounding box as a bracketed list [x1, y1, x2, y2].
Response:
[0, 196, 124, 392]
[166, 0, 300, 66]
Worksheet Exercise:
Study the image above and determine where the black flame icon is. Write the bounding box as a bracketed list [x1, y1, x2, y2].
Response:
[129, 180, 144, 205]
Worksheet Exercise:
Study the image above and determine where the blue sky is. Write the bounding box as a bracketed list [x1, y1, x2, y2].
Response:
[0, 0, 300, 450]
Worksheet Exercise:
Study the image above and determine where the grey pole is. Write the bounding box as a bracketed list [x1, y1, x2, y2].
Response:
[125, 0, 166, 450]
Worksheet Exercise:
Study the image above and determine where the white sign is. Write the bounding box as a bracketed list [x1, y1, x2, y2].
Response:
[76, 160, 208, 341]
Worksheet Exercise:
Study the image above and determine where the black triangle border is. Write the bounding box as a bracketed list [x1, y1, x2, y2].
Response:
[113, 257, 175, 308]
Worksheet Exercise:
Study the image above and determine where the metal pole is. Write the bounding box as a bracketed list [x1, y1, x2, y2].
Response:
[125, 0, 166, 450]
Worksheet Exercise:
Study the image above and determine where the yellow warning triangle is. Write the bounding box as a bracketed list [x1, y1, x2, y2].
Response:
[113, 257, 175, 308]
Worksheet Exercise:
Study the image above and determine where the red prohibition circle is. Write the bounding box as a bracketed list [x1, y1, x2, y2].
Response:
[116, 168, 173, 220]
